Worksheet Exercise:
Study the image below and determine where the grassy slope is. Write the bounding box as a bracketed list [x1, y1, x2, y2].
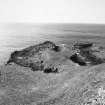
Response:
[0, 37, 105, 105]
[0, 60, 105, 105]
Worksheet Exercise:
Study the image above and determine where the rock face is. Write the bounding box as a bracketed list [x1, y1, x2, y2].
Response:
[6, 41, 61, 73]
[70, 41, 105, 66]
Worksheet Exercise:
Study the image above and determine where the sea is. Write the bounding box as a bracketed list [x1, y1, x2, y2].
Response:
[0, 23, 105, 65]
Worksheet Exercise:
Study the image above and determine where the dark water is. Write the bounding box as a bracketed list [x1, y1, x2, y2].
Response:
[0, 23, 105, 65]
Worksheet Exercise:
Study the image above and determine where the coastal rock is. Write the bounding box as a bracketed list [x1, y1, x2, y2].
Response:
[6, 41, 61, 73]
[72, 41, 93, 50]
[70, 41, 105, 66]
[6, 40, 105, 73]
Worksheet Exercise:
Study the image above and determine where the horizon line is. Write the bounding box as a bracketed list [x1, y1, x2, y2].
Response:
[0, 22, 105, 25]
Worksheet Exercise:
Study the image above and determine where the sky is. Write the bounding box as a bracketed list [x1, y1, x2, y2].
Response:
[0, 0, 105, 23]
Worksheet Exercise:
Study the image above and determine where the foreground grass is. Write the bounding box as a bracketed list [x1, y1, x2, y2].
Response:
[0, 62, 105, 105]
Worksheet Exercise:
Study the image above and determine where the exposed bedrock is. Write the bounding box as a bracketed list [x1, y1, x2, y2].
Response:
[6, 41, 105, 73]
[6, 41, 70, 73]
[70, 41, 105, 66]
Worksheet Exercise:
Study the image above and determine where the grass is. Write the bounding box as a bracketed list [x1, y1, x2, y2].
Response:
[1, 59, 105, 105]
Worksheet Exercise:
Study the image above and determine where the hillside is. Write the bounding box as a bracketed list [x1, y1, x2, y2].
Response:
[0, 41, 105, 105]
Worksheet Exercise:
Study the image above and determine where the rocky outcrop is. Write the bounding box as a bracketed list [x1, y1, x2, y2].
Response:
[70, 41, 105, 66]
[6, 41, 105, 73]
[6, 41, 61, 73]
